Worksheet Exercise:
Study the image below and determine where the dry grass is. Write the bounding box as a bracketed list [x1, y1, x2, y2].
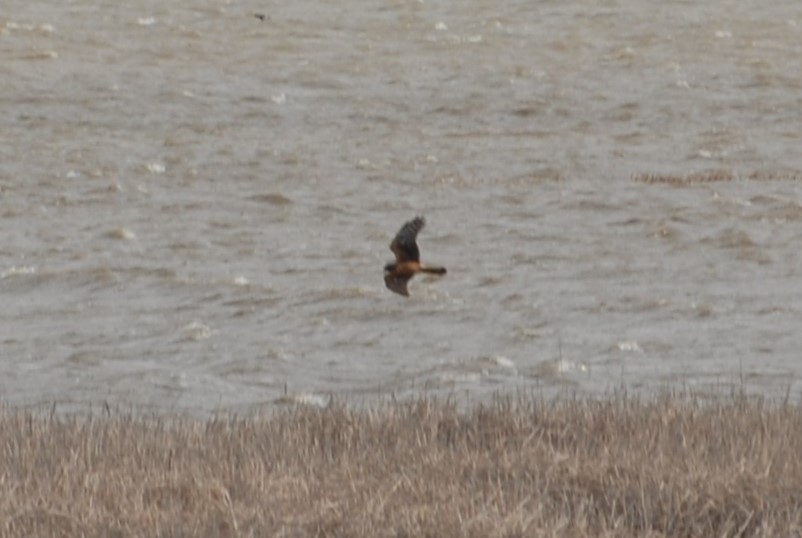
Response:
[2, 393, 802, 537]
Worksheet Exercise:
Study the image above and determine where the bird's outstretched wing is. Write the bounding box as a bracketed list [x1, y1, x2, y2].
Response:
[384, 273, 412, 296]
[390, 216, 425, 263]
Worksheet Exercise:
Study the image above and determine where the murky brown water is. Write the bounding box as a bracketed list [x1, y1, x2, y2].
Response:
[3, 1, 802, 413]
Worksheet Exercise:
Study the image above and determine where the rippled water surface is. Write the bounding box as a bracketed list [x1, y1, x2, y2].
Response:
[3, 0, 802, 413]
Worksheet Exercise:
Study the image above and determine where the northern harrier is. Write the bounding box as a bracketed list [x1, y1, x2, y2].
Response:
[384, 216, 447, 296]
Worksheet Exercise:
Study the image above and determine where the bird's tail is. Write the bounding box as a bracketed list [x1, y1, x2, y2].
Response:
[420, 265, 447, 275]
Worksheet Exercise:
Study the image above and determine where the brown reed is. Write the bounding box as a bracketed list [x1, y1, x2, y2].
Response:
[2, 393, 802, 537]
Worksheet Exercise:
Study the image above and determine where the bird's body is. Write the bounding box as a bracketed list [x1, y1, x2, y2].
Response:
[383, 217, 446, 296]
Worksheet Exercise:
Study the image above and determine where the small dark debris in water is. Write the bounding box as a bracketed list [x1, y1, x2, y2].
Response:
[248, 193, 292, 205]
[254, 13, 267, 22]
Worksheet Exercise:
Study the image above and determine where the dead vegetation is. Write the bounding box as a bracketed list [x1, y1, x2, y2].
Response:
[2, 393, 802, 537]
[632, 169, 802, 186]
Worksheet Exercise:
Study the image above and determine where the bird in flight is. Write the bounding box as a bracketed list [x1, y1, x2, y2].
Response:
[384, 216, 447, 296]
